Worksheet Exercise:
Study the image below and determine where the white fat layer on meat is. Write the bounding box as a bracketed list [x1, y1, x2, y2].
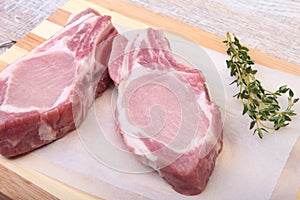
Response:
[196, 123, 216, 158]
[117, 29, 172, 84]
[52, 85, 74, 107]
[74, 13, 97, 26]
[119, 31, 151, 82]
[48, 13, 98, 46]
[59, 16, 109, 117]
[118, 39, 135, 81]
[0, 104, 46, 113]
[124, 137, 159, 169]
[123, 135, 160, 167]
[193, 98, 220, 158]
[67, 12, 95, 24]
[133, 30, 157, 50]
[38, 122, 57, 141]
[139, 154, 160, 170]
[2, 123, 55, 148]
[70, 53, 104, 126]
[0, 79, 10, 105]
[123, 135, 150, 154]
[198, 92, 212, 120]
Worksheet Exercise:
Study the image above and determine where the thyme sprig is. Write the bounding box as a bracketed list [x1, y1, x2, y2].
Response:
[224, 32, 299, 138]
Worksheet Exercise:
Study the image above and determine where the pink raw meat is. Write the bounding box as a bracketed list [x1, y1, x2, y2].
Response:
[108, 28, 223, 195]
[0, 8, 117, 157]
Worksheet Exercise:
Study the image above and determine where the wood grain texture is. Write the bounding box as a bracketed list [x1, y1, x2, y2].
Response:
[126, 0, 300, 67]
[0, 163, 58, 200]
[17, 33, 46, 52]
[47, 8, 70, 26]
[0, 156, 102, 200]
[0, 192, 10, 200]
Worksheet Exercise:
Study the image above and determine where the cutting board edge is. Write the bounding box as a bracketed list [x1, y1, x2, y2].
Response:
[0, 156, 101, 199]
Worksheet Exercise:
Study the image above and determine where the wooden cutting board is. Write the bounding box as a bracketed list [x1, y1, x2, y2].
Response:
[0, 0, 299, 199]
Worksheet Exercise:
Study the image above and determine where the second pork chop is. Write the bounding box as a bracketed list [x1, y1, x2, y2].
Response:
[108, 28, 223, 195]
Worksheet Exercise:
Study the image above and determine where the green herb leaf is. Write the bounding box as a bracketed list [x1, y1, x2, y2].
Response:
[224, 32, 299, 138]
[242, 104, 248, 115]
[250, 120, 256, 130]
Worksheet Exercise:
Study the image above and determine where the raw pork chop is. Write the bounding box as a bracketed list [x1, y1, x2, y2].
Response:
[108, 28, 223, 195]
[0, 8, 117, 157]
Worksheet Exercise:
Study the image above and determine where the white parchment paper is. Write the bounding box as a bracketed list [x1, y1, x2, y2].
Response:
[271, 137, 300, 200]
[15, 27, 300, 199]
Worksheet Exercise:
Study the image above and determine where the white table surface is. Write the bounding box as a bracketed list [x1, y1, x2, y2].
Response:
[0, 0, 299, 66]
